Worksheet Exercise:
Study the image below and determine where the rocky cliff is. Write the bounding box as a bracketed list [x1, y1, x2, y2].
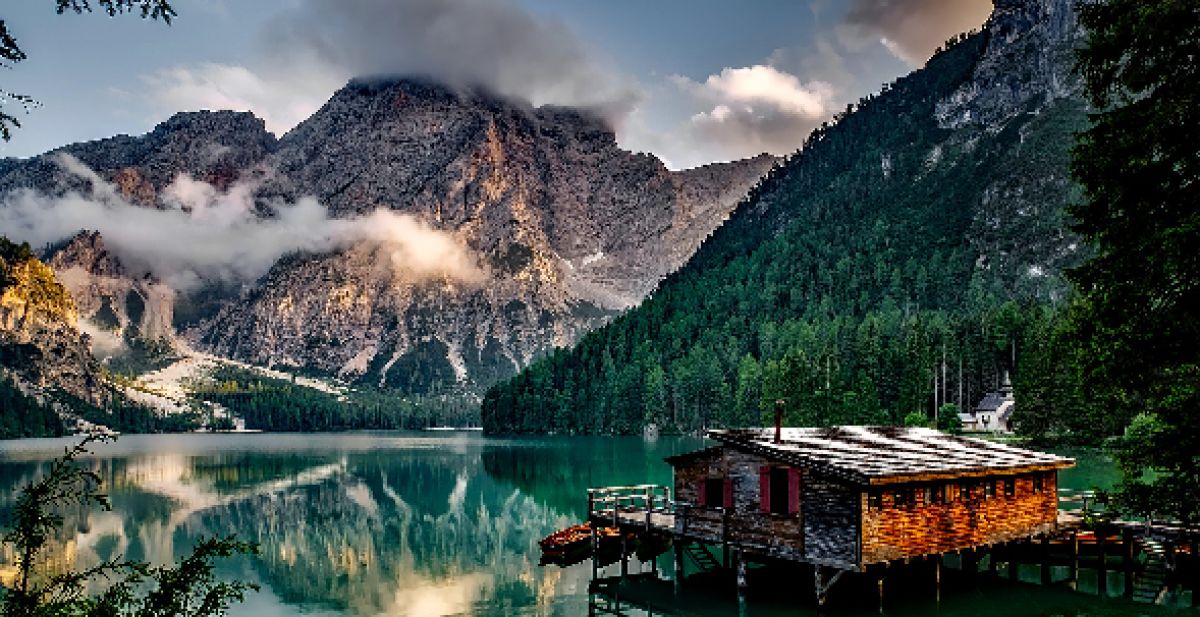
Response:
[0, 80, 775, 394]
[0, 238, 107, 407]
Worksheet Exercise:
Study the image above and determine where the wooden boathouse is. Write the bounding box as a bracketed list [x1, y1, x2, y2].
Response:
[582, 424, 1077, 606]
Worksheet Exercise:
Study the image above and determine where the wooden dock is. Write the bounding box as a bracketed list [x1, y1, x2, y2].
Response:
[566, 483, 1198, 609]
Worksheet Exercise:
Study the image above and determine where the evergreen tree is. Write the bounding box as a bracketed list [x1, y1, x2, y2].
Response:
[1069, 0, 1200, 523]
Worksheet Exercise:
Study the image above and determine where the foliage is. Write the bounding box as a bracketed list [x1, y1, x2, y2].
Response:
[483, 31, 1090, 437]
[935, 404, 961, 434]
[903, 411, 930, 428]
[189, 366, 479, 431]
[0, 435, 257, 616]
[1068, 0, 1200, 523]
[0, 378, 63, 439]
[1, 1, 175, 140]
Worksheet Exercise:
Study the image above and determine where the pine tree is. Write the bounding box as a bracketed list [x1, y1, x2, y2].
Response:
[1070, 0, 1200, 522]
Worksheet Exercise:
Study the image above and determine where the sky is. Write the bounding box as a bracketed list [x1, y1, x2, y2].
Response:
[0, 0, 993, 170]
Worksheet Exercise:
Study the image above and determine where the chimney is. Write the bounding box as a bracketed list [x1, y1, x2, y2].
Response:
[774, 399, 785, 443]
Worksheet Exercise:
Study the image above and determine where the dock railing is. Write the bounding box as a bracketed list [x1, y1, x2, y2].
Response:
[588, 484, 673, 530]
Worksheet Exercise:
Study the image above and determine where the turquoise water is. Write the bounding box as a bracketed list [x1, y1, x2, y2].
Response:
[0, 433, 1181, 616]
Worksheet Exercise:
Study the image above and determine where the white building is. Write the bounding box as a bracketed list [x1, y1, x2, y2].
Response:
[960, 372, 1015, 433]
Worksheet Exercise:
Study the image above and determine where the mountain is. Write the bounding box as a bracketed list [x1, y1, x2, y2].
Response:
[0, 80, 775, 400]
[0, 237, 104, 436]
[482, 0, 1091, 435]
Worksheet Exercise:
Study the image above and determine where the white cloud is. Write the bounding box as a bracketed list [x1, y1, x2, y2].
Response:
[142, 62, 342, 136]
[645, 65, 836, 168]
[0, 154, 483, 289]
[143, 0, 640, 137]
[678, 65, 835, 118]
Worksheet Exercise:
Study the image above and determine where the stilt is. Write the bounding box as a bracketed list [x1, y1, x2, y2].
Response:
[1070, 530, 1080, 589]
[1123, 530, 1135, 597]
[876, 572, 885, 613]
[736, 550, 748, 603]
[592, 526, 599, 580]
[813, 566, 847, 609]
[1040, 535, 1052, 585]
[1097, 532, 1108, 596]
[673, 540, 685, 594]
[935, 555, 942, 603]
[621, 535, 629, 578]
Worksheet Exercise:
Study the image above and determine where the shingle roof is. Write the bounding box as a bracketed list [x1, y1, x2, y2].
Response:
[706, 426, 1073, 486]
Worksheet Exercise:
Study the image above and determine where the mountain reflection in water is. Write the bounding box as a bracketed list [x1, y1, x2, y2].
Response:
[0, 433, 700, 616]
[0, 433, 1132, 616]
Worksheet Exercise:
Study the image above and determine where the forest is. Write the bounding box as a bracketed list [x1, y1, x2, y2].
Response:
[482, 29, 1103, 442]
[190, 366, 479, 431]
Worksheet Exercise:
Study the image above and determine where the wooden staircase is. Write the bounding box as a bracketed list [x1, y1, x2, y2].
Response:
[1132, 538, 1168, 604]
[684, 542, 722, 573]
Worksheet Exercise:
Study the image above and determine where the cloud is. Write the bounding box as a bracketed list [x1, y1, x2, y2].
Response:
[0, 154, 483, 289]
[843, 0, 993, 65]
[145, 0, 640, 136]
[658, 65, 835, 167]
[142, 63, 342, 136]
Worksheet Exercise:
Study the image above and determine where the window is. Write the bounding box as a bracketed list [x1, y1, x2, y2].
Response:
[1004, 479, 1015, 498]
[894, 488, 916, 507]
[704, 477, 726, 509]
[929, 485, 945, 505]
[961, 483, 974, 501]
[868, 492, 882, 511]
[921, 487, 933, 506]
[770, 467, 791, 515]
[1032, 474, 1044, 494]
[985, 481, 996, 499]
[946, 484, 959, 502]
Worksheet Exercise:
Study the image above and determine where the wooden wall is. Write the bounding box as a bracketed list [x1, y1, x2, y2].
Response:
[860, 472, 1059, 565]
[803, 473, 860, 566]
[671, 448, 858, 568]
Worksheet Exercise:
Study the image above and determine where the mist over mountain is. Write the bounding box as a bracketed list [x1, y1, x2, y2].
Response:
[483, 0, 1090, 434]
[0, 78, 774, 402]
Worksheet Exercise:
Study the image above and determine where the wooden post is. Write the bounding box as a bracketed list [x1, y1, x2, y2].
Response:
[1041, 535, 1052, 585]
[674, 540, 685, 594]
[1123, 529, 1135, 597]
[1070, 530, 1080, 588]
[877, 572, 885, 613]
[736, 550, 748, 602]
[592, 526, 600, 581]
[621, 535, 629, 578]
[646, 486, 653, 531]
[1097, 532, 1108, 595]
[935, 555, 942, 603]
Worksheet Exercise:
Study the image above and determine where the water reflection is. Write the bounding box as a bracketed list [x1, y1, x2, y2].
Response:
[0, 434, 1133, 616]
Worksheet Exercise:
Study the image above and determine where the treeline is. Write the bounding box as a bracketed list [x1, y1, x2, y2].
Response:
[191, 366, 479, 431]
[482, 29, 1110, 440]
[0, 378, 64, 439]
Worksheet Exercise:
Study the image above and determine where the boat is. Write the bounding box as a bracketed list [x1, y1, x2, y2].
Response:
[540, 523, 594, 557]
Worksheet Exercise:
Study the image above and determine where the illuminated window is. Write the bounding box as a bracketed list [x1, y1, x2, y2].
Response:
[1004, 479, 1015, 498]
[1033, 474, 1045, 494]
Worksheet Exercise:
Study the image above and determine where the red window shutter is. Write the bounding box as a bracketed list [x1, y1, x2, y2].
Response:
[788, 468, 801, 514]
[759, 466, 771, 513]
[724, 478, 734, 509]
[698, 480, 707, 507]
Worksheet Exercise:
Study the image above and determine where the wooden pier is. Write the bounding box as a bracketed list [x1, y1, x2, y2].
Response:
[550, 426, 1198, 610]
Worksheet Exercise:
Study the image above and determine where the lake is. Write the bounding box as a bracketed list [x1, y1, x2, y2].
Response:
[0, 433, 1170, 616]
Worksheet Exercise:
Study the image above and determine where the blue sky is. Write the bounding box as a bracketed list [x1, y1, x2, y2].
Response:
[0, 0, 992, 168]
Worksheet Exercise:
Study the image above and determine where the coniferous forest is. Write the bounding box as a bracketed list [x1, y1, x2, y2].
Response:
[482, 32, 1102, 441]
